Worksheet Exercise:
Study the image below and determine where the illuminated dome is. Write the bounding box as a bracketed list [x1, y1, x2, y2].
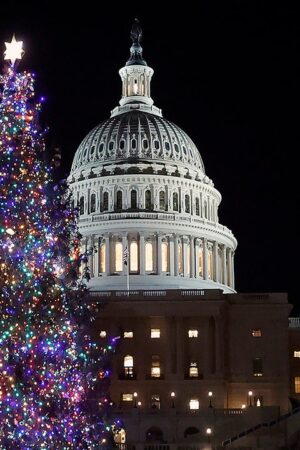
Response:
[68, 20, 237, 293]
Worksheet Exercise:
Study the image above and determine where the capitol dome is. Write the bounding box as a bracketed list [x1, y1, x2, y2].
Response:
[68, 20, 237, 293]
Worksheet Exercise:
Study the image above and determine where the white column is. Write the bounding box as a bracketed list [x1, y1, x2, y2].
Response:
[88, 236, 94, 277]
[203, 238, 208, 280]
[157, 234, 162, 275]
[195, 239, 200, 278]
[174, 234, 179, 276]
[227, 248, 232, 287]
[139, 233, 145, 275]
[213, 241, 219, 282]
[183, 236, 188, 277]
[104, 234, 110, 276]
[169, 235, 175, 276]
[190, 236, 195, 278]
[222, 245, 227, 286]
[122, 234, 127, 275]
[94, 236, 99, 277]
[232, 252, 235, 289]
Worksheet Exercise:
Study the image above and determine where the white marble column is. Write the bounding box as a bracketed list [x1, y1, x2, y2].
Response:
[139, 233, 145, 275]
[190, 236, 195, 278]
[227, 248, 232, 287]
[231, 252, 235, 289]
[88, 236, 94, 277]
[213, 241, 219, 283]
[104, 234, 110, 275]
[183, 236, 188, 277]
[157, 234, 162, 275]
[222, 245, 227, 286]
[195, 239, 200, 278]
[174, 234, 179, 276]
[94, 236, 99, 277]
[203, 238, 208, 280]
[169, 235, 175, 276]
[122, 234, 127, 275]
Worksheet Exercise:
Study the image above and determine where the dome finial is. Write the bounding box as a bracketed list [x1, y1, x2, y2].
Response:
[126, 18, 147, 66]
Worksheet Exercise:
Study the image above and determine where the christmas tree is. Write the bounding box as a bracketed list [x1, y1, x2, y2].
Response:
[0, 36, 120, 449]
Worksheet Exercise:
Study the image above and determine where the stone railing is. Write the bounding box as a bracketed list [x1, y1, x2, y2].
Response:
[289, 317, 300, 328]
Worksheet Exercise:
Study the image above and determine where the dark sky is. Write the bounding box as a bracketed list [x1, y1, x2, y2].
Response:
[1, 2, 298, 313]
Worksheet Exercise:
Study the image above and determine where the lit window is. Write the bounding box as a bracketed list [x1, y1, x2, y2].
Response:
[124, 331, 133, 338]
[115, 241, 123, 272]
[252, 329, 262, 337]
[189, 399, 199, 410]
[122, 393, 133, 402]
[253, 358, 263, 377]
[295, 377, 300, 394]
[151, 355, 161, 378]
[294, 351, 300, 358]
[189, 362, 199, 378]
[189, 329, 198, 338]
[145, 242, 153, 271]
[151, 329, 160, 338]
[161, 241, 169, 272]
[207, 247, 213, 279]
[100, 331, 106, 338]
[151, 394, 160, 409]
[124, 355, 134, 378]
[130, 241, 138, 272]
[99, 242, 106, 273]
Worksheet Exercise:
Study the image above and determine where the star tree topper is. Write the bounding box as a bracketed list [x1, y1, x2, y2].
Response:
[4, 35, 24, 66]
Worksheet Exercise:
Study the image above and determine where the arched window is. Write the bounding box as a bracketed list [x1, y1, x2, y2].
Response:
[185, 194, 190, 213]
[208, 246, 213, 279]
[124, 355, 133, 378]
[173, 192, 179, 211]
[195, 198, 200, 216]
[79, 196, 84, 215]
[161, 241, 169, 272]
[115, 241, 123, 272]
[90, 193, 96, 213]
[204, 200, 208, 219]
[131, 139, 137, 149]
[131, 190, 137, 209]
[159, 191, 165, 210]
[130, 241, 138, 273]
[145, 242, 153, 271]
[99, 241, 106, 273]
[151, 355, 161, 378]
[198, 246, 203, 277]
[103, 192, 108, 211]
[145, 190, 152, 210]
[116, 190, 122, 210]
[178, 240, 183, 274]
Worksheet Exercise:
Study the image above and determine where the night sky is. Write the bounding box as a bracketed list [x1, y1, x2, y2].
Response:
[1, 2, 298, 313]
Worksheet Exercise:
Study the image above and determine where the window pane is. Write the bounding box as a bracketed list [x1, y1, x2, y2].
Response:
[252, 329, 262, 337]
[253, 358, 263, 376]
[91, 194, 96, 213]
[122, 393, 133, 402]
[117, 191, 122, 209]
[124, 355, 133, 367]
[100, 330, 106, 338]
[99, 242, 106, 273]
[131, 190, 137, 209]
[294, 351, 300, 358]
[295, 377, 300, 393]
[151, 367, 161, 378]
[161, 241, 169, 272]
[79, 196, 84, 215]
[196, 198, 200, 215]
[124, 331, 133, 338]
[103, 192, 108, 211]
[189, 399, 199, 410]
[115, 242, 123, 272]
[145, 190, 152, 210]
[130, 241, 138, 272]
[185, 194, 190, 213]
[159, 191, 165, 210]
[189, 363, 199, 377]
[151, 394, 160, 409]
[151, 329, 160, 338]
[173, 192, 178, 211]
[189, 329, 198, 338]
[145, 242, 153, 271]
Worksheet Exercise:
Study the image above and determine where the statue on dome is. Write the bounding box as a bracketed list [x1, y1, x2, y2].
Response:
[130, 18, 142, 44]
